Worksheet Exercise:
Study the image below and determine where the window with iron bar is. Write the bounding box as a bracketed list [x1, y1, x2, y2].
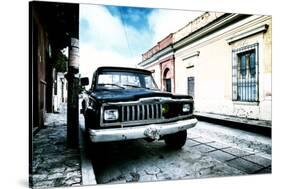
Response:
[187, 76, 194, 98]
[232, 43, 259, 102]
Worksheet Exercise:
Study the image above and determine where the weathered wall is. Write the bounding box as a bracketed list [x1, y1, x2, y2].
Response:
[143, 54, 175, 92]
[32, 10, 50, 127]
[174, 15, 272, 121]
[173, 12, 225, 43]
[142, 34, 173, 61]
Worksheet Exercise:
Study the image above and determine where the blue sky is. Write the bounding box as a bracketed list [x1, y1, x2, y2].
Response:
[106, 6, 154, 31]
[79, 4, 203, 81]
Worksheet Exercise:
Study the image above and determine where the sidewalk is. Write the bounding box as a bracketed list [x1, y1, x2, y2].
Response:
[194, 112, 272, 136]
[31, 104, 82, 188]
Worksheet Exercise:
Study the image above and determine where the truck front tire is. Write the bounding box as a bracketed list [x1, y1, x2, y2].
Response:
[164, 130, 187, 149]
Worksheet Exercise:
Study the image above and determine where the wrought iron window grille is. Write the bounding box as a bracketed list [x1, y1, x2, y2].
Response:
[232, 43, 259, 102]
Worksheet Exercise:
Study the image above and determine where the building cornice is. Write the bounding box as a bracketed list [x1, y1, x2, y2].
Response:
[138, 45, 173, 67]
[226, 24, 269, 44]
[173, 14, 249, 50]
[182, 51, 200, 61]
[138, 13, 250, 68]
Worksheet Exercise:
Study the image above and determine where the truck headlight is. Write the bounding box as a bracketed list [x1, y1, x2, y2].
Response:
[182, 104, 191, 113]
[104, 109, 119, 121]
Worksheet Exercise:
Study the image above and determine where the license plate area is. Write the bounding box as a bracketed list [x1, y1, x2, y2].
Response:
[144, 127, 160, 140]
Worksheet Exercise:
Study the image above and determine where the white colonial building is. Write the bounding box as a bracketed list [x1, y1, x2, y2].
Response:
[138, 12, 272, 121]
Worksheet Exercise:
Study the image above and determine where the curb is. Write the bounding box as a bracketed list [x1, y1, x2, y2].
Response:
[32, 126, 45, 136]
[194, 114, 271, 137]
[79, 121, 97, 185]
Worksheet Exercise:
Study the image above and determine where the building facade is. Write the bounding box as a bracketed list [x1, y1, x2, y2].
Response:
[138, 12, 272, 121]
[141, 34, 175, 92]
[53, 72, 68, 112]
[30, 2, 78, 128]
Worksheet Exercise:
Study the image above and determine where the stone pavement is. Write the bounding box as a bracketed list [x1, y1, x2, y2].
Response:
[31, 104, 82, 188]
[94, 137, 271, 184]
[186, 132, 271, 175]
[93, 139, 245, 184]
[93, 121, 271, 184]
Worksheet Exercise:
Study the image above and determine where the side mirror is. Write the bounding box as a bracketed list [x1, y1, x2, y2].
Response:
[80, 77, 89, 86]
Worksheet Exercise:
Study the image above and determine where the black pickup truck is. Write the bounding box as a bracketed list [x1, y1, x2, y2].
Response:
[80, 66, 197, 149]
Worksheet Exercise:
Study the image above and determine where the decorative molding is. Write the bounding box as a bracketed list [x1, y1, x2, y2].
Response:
[174, 14, 249, 50]
[182, 51, 200, 61]
[138, 46, 173, 67]
[226, 24, 268, 44]
[139, 14, 249, 68]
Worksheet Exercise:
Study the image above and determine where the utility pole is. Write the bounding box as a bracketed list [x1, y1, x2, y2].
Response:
[65, 4, 80, 148]
[66, 37, 80, 148]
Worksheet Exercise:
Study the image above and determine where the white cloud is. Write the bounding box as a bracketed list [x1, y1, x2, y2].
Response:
[148, 9, 204, 44]
[80, 5, 127, 51]
[79, 4, 204, 83]
[79, 43, 139, 84]
[79, 4, 139, 83]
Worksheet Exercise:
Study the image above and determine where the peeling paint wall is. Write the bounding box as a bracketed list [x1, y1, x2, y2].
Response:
[173, 12, 225, 43]
[143, 54, 175, 92]
[142, 34, 173, 61]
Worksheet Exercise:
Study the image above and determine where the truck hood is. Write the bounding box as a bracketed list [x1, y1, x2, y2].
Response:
[90, 88, 192, 103]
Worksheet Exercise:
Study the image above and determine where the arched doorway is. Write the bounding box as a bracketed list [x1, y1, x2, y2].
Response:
[163, 68, 172, 92]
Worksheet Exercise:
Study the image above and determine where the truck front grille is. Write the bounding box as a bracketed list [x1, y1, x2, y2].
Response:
[121, 103, 162, 122]
[100, 97, 193, 127]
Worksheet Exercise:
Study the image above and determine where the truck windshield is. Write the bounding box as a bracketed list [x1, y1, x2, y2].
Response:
[96, 71, 158, 90]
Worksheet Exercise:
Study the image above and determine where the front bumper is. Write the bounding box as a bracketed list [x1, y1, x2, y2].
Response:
[88, 118, 198, 143]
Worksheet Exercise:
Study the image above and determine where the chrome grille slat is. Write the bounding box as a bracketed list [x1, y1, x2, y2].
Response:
[156, 104, 158, 119]
[126, 106, 129, 121]
[151, 104, 154, 119]
[122, 106, 124, 121]
[155, 104, 159, 119]
[132, 105, 135, 120]
[137, 105, 140, 120]
[146, 104, 149, 119]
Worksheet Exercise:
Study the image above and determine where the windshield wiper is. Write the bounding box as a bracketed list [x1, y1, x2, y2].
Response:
[123, 84, 142, 88]
[123, 84, 159, 90]
[97, 83, 125, 89]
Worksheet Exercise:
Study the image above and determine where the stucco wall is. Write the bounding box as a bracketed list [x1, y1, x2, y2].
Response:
[174, 15, 272, 121]
[173, 12, 225, 43]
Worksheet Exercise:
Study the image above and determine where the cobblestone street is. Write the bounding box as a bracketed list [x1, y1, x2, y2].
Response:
[31, 105, 82, 188]
[91, 121, 271, 184]
[30, 104, 271, 187]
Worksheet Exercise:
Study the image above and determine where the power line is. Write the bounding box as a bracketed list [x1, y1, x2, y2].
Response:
[118, 7, 133, 58]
